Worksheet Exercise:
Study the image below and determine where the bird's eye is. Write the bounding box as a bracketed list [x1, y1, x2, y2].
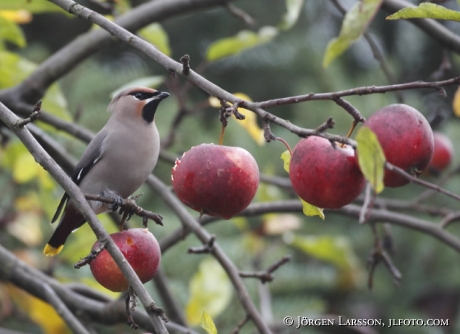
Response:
[133, 92, 145, 100]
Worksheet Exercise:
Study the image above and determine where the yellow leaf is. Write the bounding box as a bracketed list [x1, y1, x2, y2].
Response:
[280, 150, 325, 219]
[186, 258, 232, 325]
[300, 198, 325, 220]
[12, 150, 55, 189]
[0, 10, 32, 23]
[13, 152, 38, 183]
[201, 310, 218, 334]
[356, 126, 385, 193]
[280, 150, 291, 173]
[453, 86, 460, 117]
[8, 284, 69, 334]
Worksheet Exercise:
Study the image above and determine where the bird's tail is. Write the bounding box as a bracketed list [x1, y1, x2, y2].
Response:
[44, 204, 86, 256]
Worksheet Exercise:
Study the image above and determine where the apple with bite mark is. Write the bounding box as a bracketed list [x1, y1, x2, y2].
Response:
[289, 136, 366, 209]
[89, 228, 161, 292]
[171, 143, 259, 219]
[364, 104, 434, 187]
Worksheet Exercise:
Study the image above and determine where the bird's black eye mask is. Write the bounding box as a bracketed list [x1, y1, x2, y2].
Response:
[131, 91, 161, 101]
[133, 91, 170, 123]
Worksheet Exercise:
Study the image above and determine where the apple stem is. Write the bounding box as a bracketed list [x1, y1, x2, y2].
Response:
[276, 137, 293, 155]
[346, 120, 358, 139]
[218, 125, 226, 145]
[337, 120, 358, 148]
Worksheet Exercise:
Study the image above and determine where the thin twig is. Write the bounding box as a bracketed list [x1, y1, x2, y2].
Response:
[188, 235, 216, 254]
[385, 162, 460, 203]
[225, 4, 255, 27]
[254, 76, 460, 109]
[239, 255, 291, 283]
[228, 315, 250, 334]
[315, 117, 335, 133]
[14, 100, 42, 128]
[74, 241, 107, 269]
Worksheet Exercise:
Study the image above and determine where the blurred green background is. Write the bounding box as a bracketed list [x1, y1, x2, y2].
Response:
[1, 0, 460, 333]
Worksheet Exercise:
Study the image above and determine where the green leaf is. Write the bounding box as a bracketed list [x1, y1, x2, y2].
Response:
[186, 258, 232, 325]
[323, 0, 383, 67]
[387, 3, 460, 21]
[200, 311, 218, 334]
[110, 76, 165, 98]
[288, 234, 364, 289]
[206, 26, 278, 62]
[0, 0, 67, 14]
[138, 23, 171, 56]
[278, 0, 304, 31]
[0, 16, 26, 48]
[280, 149, 325, 219]
[355, 126, 385, 194]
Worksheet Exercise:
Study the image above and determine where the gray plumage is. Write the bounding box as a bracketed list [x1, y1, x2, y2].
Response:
[44, 87, 169, 256]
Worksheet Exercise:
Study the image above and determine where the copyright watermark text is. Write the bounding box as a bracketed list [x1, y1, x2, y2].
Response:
[282, 316, 449, 329]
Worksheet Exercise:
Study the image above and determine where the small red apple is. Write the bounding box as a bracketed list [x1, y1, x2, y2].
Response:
[364, 104, 434, 187]
[427, 132, 454, 174]
[171, 143, 259, 219]
[89, 228, 161, 292]
[289, 136, 366, 209]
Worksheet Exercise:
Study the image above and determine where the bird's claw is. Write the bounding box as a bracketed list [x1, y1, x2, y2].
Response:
[110, 195, 124, 212]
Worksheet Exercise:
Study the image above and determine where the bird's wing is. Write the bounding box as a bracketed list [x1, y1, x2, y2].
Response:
[51, 130, 107, 223]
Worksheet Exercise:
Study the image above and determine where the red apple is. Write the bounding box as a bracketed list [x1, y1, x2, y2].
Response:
[364, 104, 434, 187]
[289, 136, 366, 209]
[427, 132, 454, 174]
[171, 143, 259, 219]
[89, 228, 161, 292]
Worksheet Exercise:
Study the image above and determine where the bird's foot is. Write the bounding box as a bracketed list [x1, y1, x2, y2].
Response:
[109, 195, 124, 212]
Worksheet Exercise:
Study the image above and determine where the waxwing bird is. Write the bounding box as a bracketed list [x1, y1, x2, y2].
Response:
[44, 87, 170, 256]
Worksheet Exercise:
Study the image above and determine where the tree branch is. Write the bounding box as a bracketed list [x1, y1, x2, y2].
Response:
[0, 244, 196, 334]
[0, 0, 237, 105]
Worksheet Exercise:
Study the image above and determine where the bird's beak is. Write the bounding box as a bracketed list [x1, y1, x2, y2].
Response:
[142, 91, 170, 123]
[146, 91, 170, 104]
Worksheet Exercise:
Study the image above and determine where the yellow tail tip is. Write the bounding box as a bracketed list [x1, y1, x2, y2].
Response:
[43, 244, 64, 256]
